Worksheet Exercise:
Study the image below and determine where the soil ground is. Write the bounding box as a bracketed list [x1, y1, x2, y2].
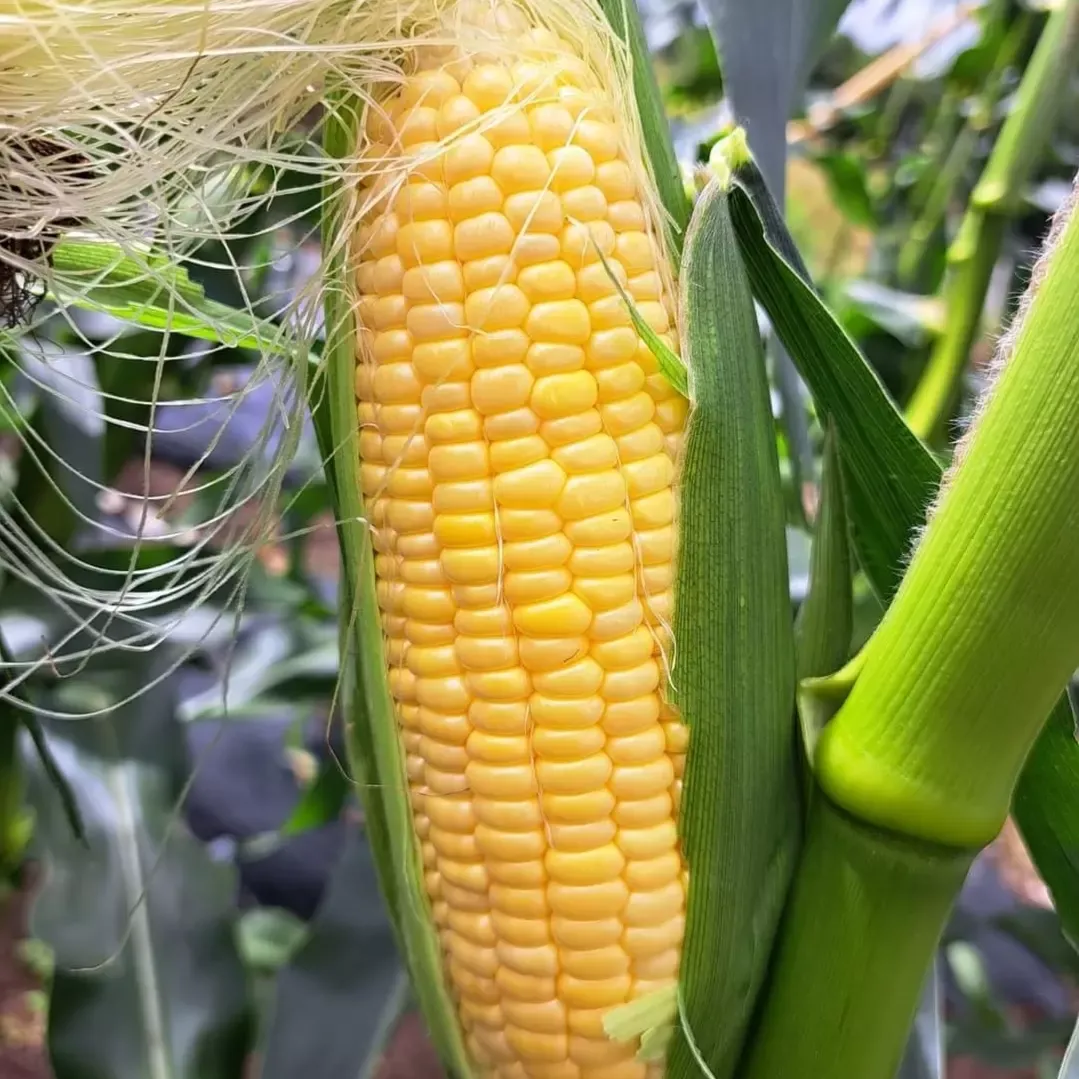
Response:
[0, 873, 47, 1079]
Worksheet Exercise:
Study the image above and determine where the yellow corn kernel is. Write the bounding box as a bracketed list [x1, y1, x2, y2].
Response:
[354, 16, 687, 1078]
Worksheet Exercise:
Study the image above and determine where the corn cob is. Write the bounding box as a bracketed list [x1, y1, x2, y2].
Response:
[353, 11, 688, 1075]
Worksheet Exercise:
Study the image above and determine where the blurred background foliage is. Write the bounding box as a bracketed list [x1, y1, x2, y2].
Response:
[1, 0, 1079, 1077]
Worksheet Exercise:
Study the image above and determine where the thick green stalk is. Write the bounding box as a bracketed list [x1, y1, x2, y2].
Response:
[742, 800, 971, 1079]
[823, 189, 1079, 849]
[744, 181, 1079, 1079]
[906, 0, 1079, 442]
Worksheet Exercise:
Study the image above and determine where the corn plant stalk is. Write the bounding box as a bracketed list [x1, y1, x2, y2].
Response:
[745, 178, 1079, 1079]
[896, 10, 1032, 288]
[906, 0, 1079, 442]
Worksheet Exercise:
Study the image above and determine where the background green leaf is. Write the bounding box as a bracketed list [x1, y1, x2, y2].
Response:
[258, 833, 408, 1079]
[26, 656, 253, 1079]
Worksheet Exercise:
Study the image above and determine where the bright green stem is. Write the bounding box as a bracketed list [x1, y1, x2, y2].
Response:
[905, 1, 1079, 442]
[902, 9, 1032, 282]
[873, 77, 916, 159]
[740, 798, 972, 1079]
[907, 90, 962, 215]
[820, 185, 1079, 851]
[905, 211, 1004, 440]
[973, 0, 1079, 214]
[897, 125, 979, 289]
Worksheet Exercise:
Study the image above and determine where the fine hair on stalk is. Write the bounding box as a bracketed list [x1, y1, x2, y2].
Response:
[922, 177, 1078, 529]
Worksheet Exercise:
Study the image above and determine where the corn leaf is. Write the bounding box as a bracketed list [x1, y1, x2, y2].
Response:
[794, 423, 852, 683]
[26, 655, 253, 1079]
[667, 178, 800, 1079]
[724, 149, 939, 598]
[1012, 699, 1079, 950]
[700, 0, 853, 202]
[720, 142, 1079, 954]
[697, 0, 851, 513]
[281, 752, 350, 836]
[319, 90, 473, 1079]
[597, 0, 691, 260]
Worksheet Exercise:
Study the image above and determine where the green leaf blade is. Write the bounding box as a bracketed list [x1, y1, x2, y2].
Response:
[27, 660, 253, 1079]
[795, 424, 853, 683]
[726, 163, 939, 598]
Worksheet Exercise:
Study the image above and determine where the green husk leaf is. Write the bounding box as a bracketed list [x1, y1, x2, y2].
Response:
[320, 90, 472, 1079]
[666, 179, 800, 1079]
[715, 133, 1079, 949]
[597, 0, 692, 261]
[795, 424, 853, 682]
[48, 242, 293, 353]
